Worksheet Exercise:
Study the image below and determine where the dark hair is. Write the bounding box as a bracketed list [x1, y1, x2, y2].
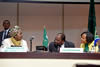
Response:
[3, 20, 10, 25]
[81, 31, 94, 43]
[57, 33, 66, 41]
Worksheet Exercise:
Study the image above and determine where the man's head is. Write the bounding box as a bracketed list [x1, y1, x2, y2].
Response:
[3, 20, 10, 30]
[54, 33, 65, 45]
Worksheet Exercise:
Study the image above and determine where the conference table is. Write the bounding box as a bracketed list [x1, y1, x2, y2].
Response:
[0, 52, 100, 67]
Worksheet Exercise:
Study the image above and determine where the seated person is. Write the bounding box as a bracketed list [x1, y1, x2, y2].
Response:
[49, 33, 75, 52]
[0, 26, 29, 52]
[80, 31, 98, 52]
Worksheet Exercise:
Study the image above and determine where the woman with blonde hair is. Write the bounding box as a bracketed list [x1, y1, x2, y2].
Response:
[0, 26, 28, 52]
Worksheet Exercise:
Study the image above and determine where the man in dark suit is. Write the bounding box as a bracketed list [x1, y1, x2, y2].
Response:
[49, 33, 75, 52]
[0, 20, 11, 46]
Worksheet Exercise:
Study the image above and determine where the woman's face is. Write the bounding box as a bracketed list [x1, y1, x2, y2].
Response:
[81, 33, 87, 44]
[14, 31, 23, 41]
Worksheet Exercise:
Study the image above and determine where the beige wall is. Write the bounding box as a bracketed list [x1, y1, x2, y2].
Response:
[18, 3, 62, 50]
[0, 3, 100, 51]
[0, 2, 17, 30]
[64, 4, 89, 47]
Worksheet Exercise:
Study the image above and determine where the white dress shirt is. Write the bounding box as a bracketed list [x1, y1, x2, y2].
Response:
[0, 38, 29, 52]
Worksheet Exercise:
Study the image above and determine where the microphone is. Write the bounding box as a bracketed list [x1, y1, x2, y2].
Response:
[30, 36, 35, 41]
[30, 36, 35, 51]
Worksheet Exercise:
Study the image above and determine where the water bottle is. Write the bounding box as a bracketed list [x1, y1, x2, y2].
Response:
[91, 46, 95, 53]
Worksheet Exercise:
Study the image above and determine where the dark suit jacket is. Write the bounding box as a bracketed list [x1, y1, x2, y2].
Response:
[0, 30, 10, 46]
[49, 41, 75, 52]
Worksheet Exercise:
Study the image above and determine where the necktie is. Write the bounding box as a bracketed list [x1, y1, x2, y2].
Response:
[4, 30, 7, 39]
[57, 46, 60, 52]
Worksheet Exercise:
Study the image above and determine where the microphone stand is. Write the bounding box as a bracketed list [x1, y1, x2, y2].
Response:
[30, 39, 32, 51]
[30, 36, 34, 52]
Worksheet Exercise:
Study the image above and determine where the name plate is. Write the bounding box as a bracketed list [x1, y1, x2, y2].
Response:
[60, 48, 83, 53]
[4, 47, 26, 52]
